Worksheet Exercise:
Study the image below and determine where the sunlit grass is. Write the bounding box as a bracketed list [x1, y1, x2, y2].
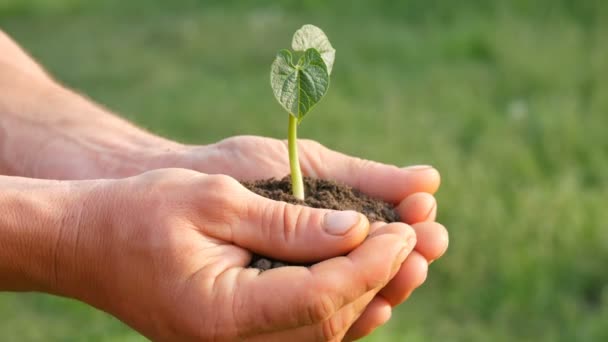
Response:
[1, 1, 607, 341]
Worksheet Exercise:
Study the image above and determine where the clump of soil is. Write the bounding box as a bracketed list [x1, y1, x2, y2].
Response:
[242, 176, 399, 271]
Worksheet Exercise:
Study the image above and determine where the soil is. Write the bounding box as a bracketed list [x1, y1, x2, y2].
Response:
[242, 176, 399, 271]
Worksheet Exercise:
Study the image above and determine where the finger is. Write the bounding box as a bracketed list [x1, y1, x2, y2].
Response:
[230, 188, 374, 262]
[372, 221, 448, 263]
[411, 222, 449, 262]
[251, 290, 378, 342]
[397, 192, 437, 224]
[379, 251, 428, 306]
[343, 296, 392, 341]
[190, 174, 368, 263]
[231, 223, 416, 337]
[299, 140, 440, 202]
[369, 221, 386, 234]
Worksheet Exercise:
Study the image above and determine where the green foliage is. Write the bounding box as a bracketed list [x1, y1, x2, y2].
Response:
[1, 1, 607, 341]
[292, 24, 335, 75]
[270, 24, 334, 121]
[270, 24, 335, 199]
[270, 48, 329, 122]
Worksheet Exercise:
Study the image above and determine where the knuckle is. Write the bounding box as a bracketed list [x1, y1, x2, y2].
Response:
[352, 157, 374, 171]
[300, 140, 328, 178]
[279, 203, 304, 245]
[253, 202, 281, 247]
[205, 174, 241, 193]
[346, 157, 374, 189]
[322, 314, 347, 341]
[255, 202, 301, 254]
[306, 292, 337, 325]
[399, 222, 416, 240]
[300, 138, 324, 150]
[382, 222, 415, 239]
[202, 175, 244, 223]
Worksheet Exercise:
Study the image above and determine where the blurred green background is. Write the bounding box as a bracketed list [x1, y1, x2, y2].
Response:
[1, 0, 607, 341]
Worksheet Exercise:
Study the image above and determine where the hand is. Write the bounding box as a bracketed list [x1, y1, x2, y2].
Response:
[0, 30, 447, 339]
[178, 136, 438, 202]
[166, 136, 449, 339]
[55, 168, 419, 341]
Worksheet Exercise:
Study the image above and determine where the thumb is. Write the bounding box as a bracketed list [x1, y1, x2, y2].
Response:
[232, 191, 370, 263]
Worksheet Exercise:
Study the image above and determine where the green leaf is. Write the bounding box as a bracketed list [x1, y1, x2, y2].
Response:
[270, 48, 329, 121]
[292, 24, 336, 75]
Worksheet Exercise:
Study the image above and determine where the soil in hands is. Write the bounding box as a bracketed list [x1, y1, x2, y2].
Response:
[241, 176, 399, 271]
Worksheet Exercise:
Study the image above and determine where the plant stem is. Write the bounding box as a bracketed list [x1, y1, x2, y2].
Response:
[288, 115, 305, 200]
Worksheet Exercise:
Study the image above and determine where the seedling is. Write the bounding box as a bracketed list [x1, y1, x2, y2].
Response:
[270, 24, 335, 200]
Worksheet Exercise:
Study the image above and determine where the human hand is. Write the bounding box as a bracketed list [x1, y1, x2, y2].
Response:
[53, 168, 423, 341]
[161, 136, 449, 339]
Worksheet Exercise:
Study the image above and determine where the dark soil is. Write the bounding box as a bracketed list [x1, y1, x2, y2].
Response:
[242, 176, 399, 271]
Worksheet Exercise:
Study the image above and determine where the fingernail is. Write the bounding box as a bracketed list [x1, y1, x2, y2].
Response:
[394, 235, 416, 268]
[402, 235, 417, 258]
[403, 165, 433, 171]
[323, 210, 361, 236]
[425, 202, 437, 221]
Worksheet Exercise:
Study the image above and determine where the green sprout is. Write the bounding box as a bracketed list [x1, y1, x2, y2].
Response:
[270, 24, 335, 200]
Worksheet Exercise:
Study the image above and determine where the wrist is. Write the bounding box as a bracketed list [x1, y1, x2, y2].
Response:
[40, 83, 192, 179]
[0, 175, 120, 309]
[0, 177, 82, 293]
[46, 178, 115, 304]
[1, 76, 189, 179]
[30, 84, 188, 179]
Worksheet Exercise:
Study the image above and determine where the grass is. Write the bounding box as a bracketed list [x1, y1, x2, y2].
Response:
[1, 0, 607, 340]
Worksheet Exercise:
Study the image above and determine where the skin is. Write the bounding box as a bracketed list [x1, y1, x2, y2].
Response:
[0, 28, 448, 340]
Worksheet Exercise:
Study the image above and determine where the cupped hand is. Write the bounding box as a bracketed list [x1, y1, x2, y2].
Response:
[167, 136, 449, 339]
[59, 168, 422, 341]
[178, 136, 439, 202]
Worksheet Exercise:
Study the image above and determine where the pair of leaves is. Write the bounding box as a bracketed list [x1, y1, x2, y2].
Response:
[270, 25, 335, 122]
